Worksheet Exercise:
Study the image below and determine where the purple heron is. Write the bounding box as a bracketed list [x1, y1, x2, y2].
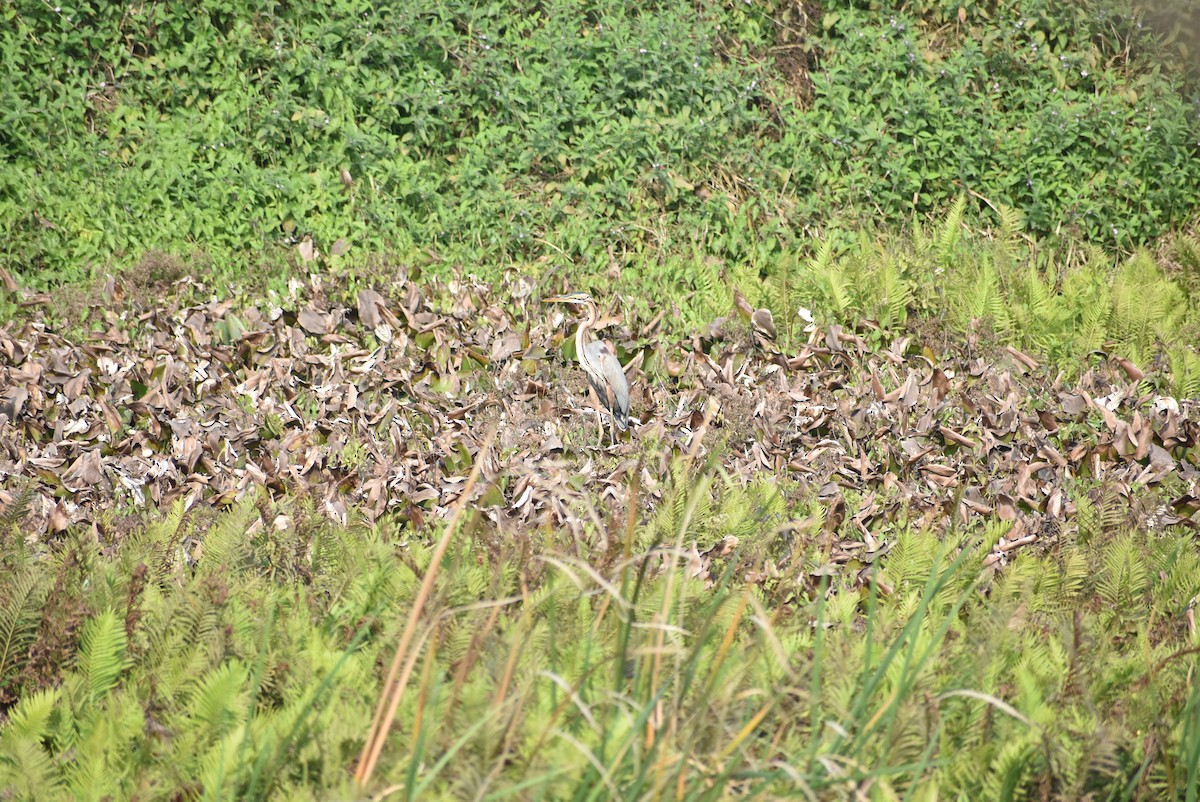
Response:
[543, 292, 631, 446]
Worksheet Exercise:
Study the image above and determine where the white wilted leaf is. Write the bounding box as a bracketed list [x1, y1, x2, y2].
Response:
[297, 237, 316, 263]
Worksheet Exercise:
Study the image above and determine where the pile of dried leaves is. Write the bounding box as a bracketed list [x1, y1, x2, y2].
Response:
[2, 267, 1198, 572]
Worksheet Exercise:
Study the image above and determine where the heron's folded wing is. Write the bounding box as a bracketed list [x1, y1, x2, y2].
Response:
[585, 341, 631, 428]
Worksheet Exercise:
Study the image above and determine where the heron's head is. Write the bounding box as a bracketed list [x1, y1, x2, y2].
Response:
[542, 292, 594, 307]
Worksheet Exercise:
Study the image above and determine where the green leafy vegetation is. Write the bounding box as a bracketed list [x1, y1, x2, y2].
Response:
[750, 201, 1200, 395]
[795, 0, 1200, 244]
[2, 0, 777, 285]
[2, 0, 1198, 288]
[3, 471, 1199, 800]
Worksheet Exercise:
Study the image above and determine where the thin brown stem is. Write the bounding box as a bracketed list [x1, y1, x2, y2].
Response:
[354, 423, 500, 789]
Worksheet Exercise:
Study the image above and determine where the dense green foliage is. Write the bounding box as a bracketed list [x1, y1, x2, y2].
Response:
[2, 0, 1198, 288]
[1, 0, 774, 284]
[802, 0, 1200, 242]
[2, 470, 1199, 800]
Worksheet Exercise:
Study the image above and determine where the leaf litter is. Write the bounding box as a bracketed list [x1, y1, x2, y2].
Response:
[2, 267, 1198, 580]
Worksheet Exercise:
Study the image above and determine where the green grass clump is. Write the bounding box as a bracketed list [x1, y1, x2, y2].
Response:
[2, 465, 1199, 800]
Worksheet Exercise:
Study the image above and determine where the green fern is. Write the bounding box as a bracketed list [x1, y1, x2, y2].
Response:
[1075, 484, 1127, 544]
[0, 483, 35, 533]
[187, 659, 250, 734]
[807, 236, 836, 277]
[75, 610, 130, 702]
[651, 458, 713, 544]
[958, 262, 1010, 335]
[0, 737, 65, 801]
[766, 252, 800, 342]
[5, 443, 1200, 798]
[135, 498, 193, 581]
[1110, 252, 1187, 364]
[1009, 263, 1060, 355]
[1097, 534, 1150, 615]
[1068, 270, 1112, 356]
[984, 705, 1041, 795]
[139, 588, 225, 702]
[1030, 550, 1088, 614]
[871, 251, 914, 328]
[992, 201, 1025, 249]
[61, 690, 143, 802]
[1168, 346, 1200, 399]
[1148, 535, 1200, 612]
[824, 263, 854, 319]
[935, 195, 967, 265]
[798, 237, 853, 323]
[195, 501, 256, 575]
[0, 568, 44, 696]
[1168, 232, 1200, 298]
[882, 526, 938, 590]
[1, 687, 60, 743]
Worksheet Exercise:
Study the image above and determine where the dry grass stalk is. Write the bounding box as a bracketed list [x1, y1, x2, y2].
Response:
[354, 422, 500, 788]
[647, 398, 719, 753]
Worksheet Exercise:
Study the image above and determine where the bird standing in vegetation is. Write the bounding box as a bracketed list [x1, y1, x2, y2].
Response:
[543, 292, 631, 447]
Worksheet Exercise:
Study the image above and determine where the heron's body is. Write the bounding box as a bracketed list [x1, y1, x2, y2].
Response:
[544, 293, 630, 446]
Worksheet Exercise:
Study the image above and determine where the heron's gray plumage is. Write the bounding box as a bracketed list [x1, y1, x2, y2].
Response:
[543, 291, 631, 445]
[584, 340, 630, 431]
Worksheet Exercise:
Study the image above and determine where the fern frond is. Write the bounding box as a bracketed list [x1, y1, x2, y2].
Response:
[0, 568, 44, 692]
[993, 201, 1025, 248]
[1, 686, 61, 740]
[1110, 252, 1187, 364]
[824, 264, 854, 319]
[806, 237, 835, 275]
[1030, 551, 1087, 614]
[75, 610, 130, 702]
[0, 483, 36, 531]
[1070, 280, 1111, 355]
[1168, 346, 1200, 400]
[1097, 534, 1149, 612]
[0, 737, 64, 800]
[1169, 232, 1200, 296]
[935, 195, 967, 265]
[195, 501, 256, 576]
[873, 253, 913, 328]
[1149, 536, 1200, 611]
[958, 262, 1009, 335]
[188, 659, 250, 733]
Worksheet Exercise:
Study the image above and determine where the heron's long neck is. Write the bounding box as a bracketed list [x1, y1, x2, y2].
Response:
[575, 306, 595, 359]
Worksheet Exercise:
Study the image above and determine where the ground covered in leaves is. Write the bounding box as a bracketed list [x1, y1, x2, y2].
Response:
[5, 263, 1200, 801]
[3, 264, 1199, 571]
